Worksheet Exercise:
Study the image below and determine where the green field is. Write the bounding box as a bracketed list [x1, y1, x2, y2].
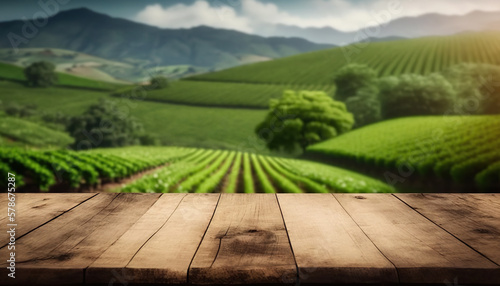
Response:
[0, 62, 123, 91]
[118, 81, 335, 108]
[0, 146, 192, 190]
[123, 149, 394, 193]
[0, 81, 267, 150]
[0, 146, 393, 193]
[189, 32, 500, 85]
[308, 115, 500, 191]
[0, 115, 74, 147]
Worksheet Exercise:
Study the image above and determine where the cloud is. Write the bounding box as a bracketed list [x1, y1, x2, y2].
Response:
[135, 1, 252, 32]
[135, 0, 500, 33]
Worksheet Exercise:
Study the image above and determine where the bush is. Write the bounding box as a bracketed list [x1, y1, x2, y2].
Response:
[345, 86, 382, 127]
[3, 102, 38, 118]
[334, 64, 378, 102]
[335, 64, 381, 127]
[24, 61, 58, 87]
[443, 63, 500, 115]
[67, 99, 145, 149]
[149, 76, 169, 90]
[379, 73, 456, 119]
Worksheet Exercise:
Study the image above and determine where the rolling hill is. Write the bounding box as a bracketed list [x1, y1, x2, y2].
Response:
[189, 31, 500, 86]
[0, 48, 212, 83]
[0, 80, 268, 151]
[307, 115, 500, 192]
[0, 62, 123, 91]
[0, 8, 332, 72]
[0, 115, 74, 147]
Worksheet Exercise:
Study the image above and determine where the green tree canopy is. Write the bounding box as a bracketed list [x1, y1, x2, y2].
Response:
[256, 90, 354, 153]
[67, 99, 145, 149]
[443, 63, 500, 115]
[345, 86, 382, 128]
[149, 76, 169, 90]
[24, 61, 58, 87]
[379, 73, 456, 119]
[334, 64, 381, 127]
[334, 64, 378, 102]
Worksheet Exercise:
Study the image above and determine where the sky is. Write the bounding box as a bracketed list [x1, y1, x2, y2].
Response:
[2, 0, 500, 32]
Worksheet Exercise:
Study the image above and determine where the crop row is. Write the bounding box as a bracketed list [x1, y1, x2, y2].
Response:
[308, 115, 500, 191]
[190, 32, 500, 85]
[0, 146, 193, 191]
[121, 149, 394, 193]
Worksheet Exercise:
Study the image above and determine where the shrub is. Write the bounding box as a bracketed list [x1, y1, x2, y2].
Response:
[24, 61, 58, 87]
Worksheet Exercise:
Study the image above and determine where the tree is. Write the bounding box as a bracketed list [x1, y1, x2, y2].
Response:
[334, 64, 378, 102]
[24, 61, 58, 87]
[379, 73, 456, 119]
[149, 76, 169, 90]
[443, 63, 500, 115]
[345, 86, 382, 128]
[67, 99, 144, 149]
[334, 64, 381, 127]
[255, 90, 354, 153]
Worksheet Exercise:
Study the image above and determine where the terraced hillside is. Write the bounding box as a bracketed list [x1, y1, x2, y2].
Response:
[308, 115, 500, 191]
[1, 146, 394, 193]
[188, 32, 500, 86]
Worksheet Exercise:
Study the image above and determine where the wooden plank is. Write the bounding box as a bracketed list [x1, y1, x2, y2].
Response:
[395, 193, 500, 265]
[86, 193, 186, 283]
[189, 193, 296, 285]
[277, 194, 398, 284]
[117, 193, 220, 284]
[335, 194, 500, 285]
[0, 193, 96, 246]
[0, 193, 160, 285]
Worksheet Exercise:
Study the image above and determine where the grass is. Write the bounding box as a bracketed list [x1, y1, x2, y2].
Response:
[0, 80, 268, 150]
[123, 81, 335, 109]
[0, 115, 74, 147]
[0, 62, 123, 91]
[189, 31, 500, 85]
[308, 115, 500, 191]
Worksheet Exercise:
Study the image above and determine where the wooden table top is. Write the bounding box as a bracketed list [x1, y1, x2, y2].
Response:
[0, 193, 499, 285]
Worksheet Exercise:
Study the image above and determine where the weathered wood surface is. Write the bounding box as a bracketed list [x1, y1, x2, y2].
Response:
[0, 193, 499, 286]
[189, 194, 296, 285]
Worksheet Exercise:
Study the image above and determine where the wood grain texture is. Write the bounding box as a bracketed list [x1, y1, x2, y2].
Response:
[1, 193, 499, 286]
[395, 193, 500, 266]
[335, 194, 500, 285]
[0, 193, 160, 285]
[189, 193, 296, 285]
[277, 194, 398, 284]
[121, 193, 220, 284]
[0, 193, 96, 246]
[86, 193, 187, 283]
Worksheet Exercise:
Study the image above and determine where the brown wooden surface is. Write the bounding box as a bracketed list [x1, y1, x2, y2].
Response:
[0, 193, 499, 285]
[395, 193, 500, 265]
[277, 194, 398, 284]
[335, 194, 500, 285]
[189, 194, 296, 285]
[0, 193, 96, 246]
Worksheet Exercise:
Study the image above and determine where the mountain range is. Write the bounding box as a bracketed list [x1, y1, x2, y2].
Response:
[258, 10, 500, 45]
[1, 7, 499, 79]
[0, 8, 332, 71]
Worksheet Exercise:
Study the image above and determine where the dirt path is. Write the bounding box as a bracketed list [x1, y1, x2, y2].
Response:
[93, 164, 168, 193]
